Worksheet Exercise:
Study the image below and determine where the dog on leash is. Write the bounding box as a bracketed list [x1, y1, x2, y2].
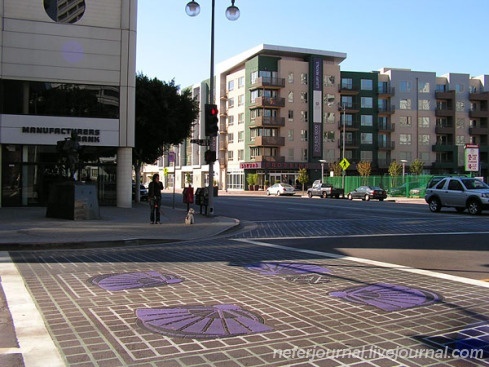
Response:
[185, 208, 195, 225]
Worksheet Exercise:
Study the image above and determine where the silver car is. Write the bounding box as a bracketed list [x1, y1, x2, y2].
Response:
[266, 183, 296, 196]
[424, 176, 489, 215]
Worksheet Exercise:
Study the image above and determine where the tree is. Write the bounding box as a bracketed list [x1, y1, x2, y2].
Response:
[388, 160, 403, 186]
[409, 158, 424, 175]
[297, 168, 309, 195]
[356, 161, 372, 185]
[329, 162, 342, 177]
[133, 73, 199, 201]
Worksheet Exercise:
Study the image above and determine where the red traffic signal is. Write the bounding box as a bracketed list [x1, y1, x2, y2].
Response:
[205, 103, 219, 137]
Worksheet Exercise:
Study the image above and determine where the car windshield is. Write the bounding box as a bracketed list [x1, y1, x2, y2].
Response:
[461, 178, 489, 190]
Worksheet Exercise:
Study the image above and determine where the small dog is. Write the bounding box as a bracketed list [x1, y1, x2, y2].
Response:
[185, 208, 195, 225]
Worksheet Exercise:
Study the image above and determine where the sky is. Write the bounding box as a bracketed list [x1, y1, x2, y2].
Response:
[136, 0, 489, 90]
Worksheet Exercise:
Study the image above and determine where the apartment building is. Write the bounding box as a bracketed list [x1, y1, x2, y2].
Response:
[0, 0, 137, 207]
[167, 45, 489, 191]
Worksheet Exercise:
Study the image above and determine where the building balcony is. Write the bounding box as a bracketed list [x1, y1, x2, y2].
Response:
[250, 77, 285, 89]
[219, 139, 227, 151]
[435, 90, 456, 100]
[338, 122, 359, 131]
[432, 160, 456, 169]
[339, 104, 360, 114]
[377, 141, 395, 150]
[469, 126, 489, 135]
[252, 136, 285, 147]
[377, 105, 396, 115]
[378, 86, 395, 97]
[435, 124, 454, 134]
[252, 116, 285, 127]
[339, 86, 360, 95]
[469, 91, 489, 102]
[338, 140, 360, 149]
[252, 155, 285, 163]
[432, 143, 455, 152]
[435, 108, 455, 117]
[469, 109, 489, 118]
[378, 122, 395, 132]
[251, 96, 285, 108]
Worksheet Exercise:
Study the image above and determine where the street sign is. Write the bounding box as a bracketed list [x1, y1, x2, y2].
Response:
[190, 139, 210, 146]
[339, 158, 350, 171]
[464, 144, 479, 172]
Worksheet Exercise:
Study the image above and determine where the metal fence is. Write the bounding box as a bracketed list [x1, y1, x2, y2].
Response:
[323, 175, 433, 198]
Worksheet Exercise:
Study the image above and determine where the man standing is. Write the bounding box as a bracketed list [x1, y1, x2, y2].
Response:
[148, 174, 163, 224]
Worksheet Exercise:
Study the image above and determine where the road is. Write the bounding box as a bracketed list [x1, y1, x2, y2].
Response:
[209, 194, 489, 281]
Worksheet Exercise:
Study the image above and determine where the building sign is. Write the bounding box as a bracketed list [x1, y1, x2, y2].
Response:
[464, 144, 479, 172]
[240, 162, 319, 170]
[311, 57, 323, 158]
[21, 127, 101, 143]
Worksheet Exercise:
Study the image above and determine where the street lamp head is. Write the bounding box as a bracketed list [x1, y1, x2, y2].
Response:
[185, 1, 200, 16]
[225, 0, 240, 21]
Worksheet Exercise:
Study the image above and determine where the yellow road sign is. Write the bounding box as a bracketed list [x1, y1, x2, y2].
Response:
[339, 158, 350, 171]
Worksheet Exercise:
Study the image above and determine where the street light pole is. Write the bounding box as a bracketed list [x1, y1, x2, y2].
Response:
[340, 102, 346, 189]
[401, 159, 407, 183]
[186, 0, 239, 215]
[319, 159, 327, 183]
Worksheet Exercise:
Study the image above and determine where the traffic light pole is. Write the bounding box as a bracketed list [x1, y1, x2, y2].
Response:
[207, 0, 216, 215]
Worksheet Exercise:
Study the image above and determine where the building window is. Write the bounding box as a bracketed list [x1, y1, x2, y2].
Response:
[399, 81, 411, 92]
[227, 151, 234, 161]
[400, 134, 412, 145]
[238, 113, 244, 124]
[341, 78, 353, 90]
[361, 97, 373, 108]
[238, 76, 245, 88]
[324, 75, 335, 87]
[238, 131, 244, 142]
[302, 149, 308, 160]
[288, 72, 294, 84]
[227, 115, 234, 126]
[456, 101, 465, 112]
[418, 82, 430, 93]
[300, 92, 308, 103]
[400, 99, 411, 110]
[341, 96, 353, 108]
[418, 100, 430, 110]
[325, 112, 335, 124]
[288, 129, 294, 141]
[238, 94, 244, 106]
[238, 149, 244, 160]
[228, 97, 234, 109]
[361, 133, 373, 144]
[361, 115, 373, 126]
[288, 91, 294, 103]
[361, 79, 373, 90]
[288, 110, 294, 120]
[301, 111, 308, 122]
[419, 134, 430, 145]
[228, 80, 234, 92]
[301, 130, 308, 142]
[418, 117, 430, 128]
[456, 135, 465, 145]
[360, 151, 373, 160]
[44, 0, 86, 23]
[455, 84, 465, 93]
[399, 116, 412, 126]
[456, 118, 465, 129]
[287, 148, 294, 160]
[324, 131, 335, 142]
[324, 94, 335, 107]
[301, 73, 308, 85]
[228, 133, 234, 143]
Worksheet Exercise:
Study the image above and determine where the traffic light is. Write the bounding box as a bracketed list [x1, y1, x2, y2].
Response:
[205, 103, 219, 137]
[204, 149, 216, 164]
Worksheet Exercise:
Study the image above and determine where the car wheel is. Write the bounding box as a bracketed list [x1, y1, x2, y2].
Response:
[322, 192, 327, 198]
[455, 207, 465, 213]
[348, 193, 353, 200]
[379, 198, 384, 202]
[364, 194, 370, 201]
[428, 198, 441, 212]
[467, 199, 482, 215]
[266, 190, 271, 196]
[276, 191, 280, 196]
[308, 192, 312, 198]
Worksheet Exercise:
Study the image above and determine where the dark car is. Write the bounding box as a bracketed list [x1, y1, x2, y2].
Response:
[347, 186, 387, 201]
[132, 183, 148, 201]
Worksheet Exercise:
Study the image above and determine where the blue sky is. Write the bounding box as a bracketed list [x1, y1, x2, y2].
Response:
[136, 0, 489, 89]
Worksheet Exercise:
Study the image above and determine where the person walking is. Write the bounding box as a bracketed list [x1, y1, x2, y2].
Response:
[148, 173, 163, 224]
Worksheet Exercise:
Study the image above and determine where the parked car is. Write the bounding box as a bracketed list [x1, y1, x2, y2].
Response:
[424, 176, 489, 215]
[347, 186, 387, 201]
[132, 183, 148, 201]
[409, 186, 426, 198]
[307, 180, 344, 199]
[388, 181, 420, 197]
[266, 183, 296, 196]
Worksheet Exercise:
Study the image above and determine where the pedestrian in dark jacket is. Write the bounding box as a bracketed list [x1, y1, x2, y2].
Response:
[148, 174, 163, 224]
